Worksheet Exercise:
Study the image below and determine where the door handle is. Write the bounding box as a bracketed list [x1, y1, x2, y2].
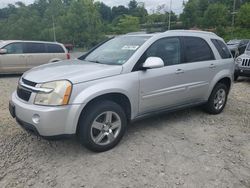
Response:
[175, 69, 184, 74]
[209, 64, 216, 69]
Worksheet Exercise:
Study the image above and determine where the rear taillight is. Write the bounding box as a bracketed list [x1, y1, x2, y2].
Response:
[67, 53, 70, 59]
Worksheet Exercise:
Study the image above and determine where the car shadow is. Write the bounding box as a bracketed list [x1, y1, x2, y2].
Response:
[0, 74, 22, 78]
[235, 76, 250, 83]
[21, 107, 199, 156]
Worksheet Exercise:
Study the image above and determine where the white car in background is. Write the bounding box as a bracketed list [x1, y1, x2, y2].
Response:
[0, 40, 70, 74]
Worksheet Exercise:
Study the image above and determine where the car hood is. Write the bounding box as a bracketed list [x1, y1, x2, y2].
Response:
[245, 51, 250, 56]
[22, 59, 123, 84]
[237, 53, 250, 59]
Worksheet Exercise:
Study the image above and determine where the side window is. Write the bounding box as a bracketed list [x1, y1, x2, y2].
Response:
[24, 43, 46, 53]
[3, 43, 23, 54]
[211, 39, 232, 59]
[182, 37, 215, 63]
[138, 37, 181, 68]
[47, 44, 64, 53]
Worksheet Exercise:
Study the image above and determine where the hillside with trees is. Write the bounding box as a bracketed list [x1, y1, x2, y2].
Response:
[180, 0, 250, 40]
[0, 0, 250, 48]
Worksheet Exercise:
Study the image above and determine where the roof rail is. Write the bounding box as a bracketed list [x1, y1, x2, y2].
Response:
[125, 32, 147, 35]
[166, 30, 217, 36]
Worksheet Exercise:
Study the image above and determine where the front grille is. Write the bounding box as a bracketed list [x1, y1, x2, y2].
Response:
[242, 59, 250, 67]
[17, 87, 32, 101]
[17, 78, 37, 102]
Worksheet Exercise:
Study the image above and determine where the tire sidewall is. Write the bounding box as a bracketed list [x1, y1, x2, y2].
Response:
[78, 100, 127, 152]
[207, 83, 228, 114]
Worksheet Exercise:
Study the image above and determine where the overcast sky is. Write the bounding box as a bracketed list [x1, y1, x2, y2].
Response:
[0, 0, 187, 14]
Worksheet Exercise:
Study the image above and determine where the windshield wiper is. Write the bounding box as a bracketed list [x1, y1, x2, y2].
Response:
[86, 60, 103, 64]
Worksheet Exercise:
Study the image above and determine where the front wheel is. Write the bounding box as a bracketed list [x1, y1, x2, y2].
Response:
[204, 83, 229, 114]
[78, 100, 127, 152]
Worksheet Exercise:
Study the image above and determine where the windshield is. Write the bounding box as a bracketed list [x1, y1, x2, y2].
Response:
[227, 40, 240, 45]
[82, 36, 150, 65]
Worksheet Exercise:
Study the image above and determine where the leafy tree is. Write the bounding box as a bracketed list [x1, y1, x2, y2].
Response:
[59, 0, 103, 47]
[111, 5, 129, 20]
[203, 3, 229, 28]
[95, 2, 112, 22]
[114, 15, 140, 34]
[236, 3, 250, 28]
[180, 0, 199, 28]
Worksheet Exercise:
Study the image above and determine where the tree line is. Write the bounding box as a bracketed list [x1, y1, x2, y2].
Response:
[0, 0, 250, 48]
[180, 0, 250, 40]
[0, 0, 177, 47]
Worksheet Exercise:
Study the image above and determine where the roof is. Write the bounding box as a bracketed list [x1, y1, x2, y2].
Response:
[124, 30, 219, 39]
[0, 40, 63, 45]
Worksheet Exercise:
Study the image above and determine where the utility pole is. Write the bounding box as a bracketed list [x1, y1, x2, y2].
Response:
[168, 0, 172, 30]
[52, 15, 56, 42]
[231, 0, 238, 38]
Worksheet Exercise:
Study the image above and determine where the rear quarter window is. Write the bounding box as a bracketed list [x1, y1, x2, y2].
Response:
[182, 36, 215, 63]
[211, 39, 232, 59]
[46, 44, 65, 53]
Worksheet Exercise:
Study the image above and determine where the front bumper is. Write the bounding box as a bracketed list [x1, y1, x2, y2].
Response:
[235, 66, 250, 77]
[10, 92, 82, 137]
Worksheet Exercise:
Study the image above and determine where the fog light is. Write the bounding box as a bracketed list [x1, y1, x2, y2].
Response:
[32, 114, 40, 124]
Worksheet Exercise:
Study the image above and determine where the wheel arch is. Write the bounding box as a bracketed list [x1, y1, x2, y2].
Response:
[207, 74, 232, 100]
[76, 92, 132, 135]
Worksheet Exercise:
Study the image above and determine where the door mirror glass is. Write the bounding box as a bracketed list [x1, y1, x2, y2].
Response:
[142, 57, 164, 69]
[0, 49, 7, 54]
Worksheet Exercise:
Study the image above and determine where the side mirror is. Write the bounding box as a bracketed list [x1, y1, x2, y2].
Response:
[142, 57, 164, 69]
[0, 49, 7, 55]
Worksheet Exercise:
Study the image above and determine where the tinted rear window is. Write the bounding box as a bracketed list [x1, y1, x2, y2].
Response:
[211, 39, 232, 59]
[24, 43, 46, 53]
[182, 37, 215, 63]
[47, 44, 65, 53]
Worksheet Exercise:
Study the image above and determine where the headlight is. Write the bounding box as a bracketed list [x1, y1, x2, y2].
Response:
[236, 58, 242, 64]
[34, 80, 72, 106]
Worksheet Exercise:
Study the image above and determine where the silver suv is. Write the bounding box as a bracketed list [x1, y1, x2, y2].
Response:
[9, 30, 234, 152]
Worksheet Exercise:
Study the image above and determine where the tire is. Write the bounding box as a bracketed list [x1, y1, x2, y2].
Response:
[234, 74, 239, 81]
[204, 83, 229, 115]
[78, 100, 127, 152]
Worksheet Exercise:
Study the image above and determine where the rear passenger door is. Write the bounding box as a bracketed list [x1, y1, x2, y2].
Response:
[24, 43, 52, 69]
[179, 36, 217, 102]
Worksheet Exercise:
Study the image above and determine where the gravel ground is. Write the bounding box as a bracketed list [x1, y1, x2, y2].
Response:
[0, 76, 250, 188]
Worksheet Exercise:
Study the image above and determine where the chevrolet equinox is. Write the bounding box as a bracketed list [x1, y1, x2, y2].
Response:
[9, 30, 234, 152]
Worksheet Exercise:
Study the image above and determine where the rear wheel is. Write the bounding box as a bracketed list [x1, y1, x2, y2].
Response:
[204, 83, 229, 114]
[78, 100, 127, 152]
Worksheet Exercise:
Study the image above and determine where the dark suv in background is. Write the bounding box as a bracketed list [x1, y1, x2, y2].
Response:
[227, 39, 249, 58]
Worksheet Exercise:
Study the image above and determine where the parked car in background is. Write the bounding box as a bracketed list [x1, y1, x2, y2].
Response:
[227, 39, 249, 58]
[9, 30, 234, 152]
[64, 44, 74, 52]
[0, 40, 70, 74]
[234, 41, 250, 81]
